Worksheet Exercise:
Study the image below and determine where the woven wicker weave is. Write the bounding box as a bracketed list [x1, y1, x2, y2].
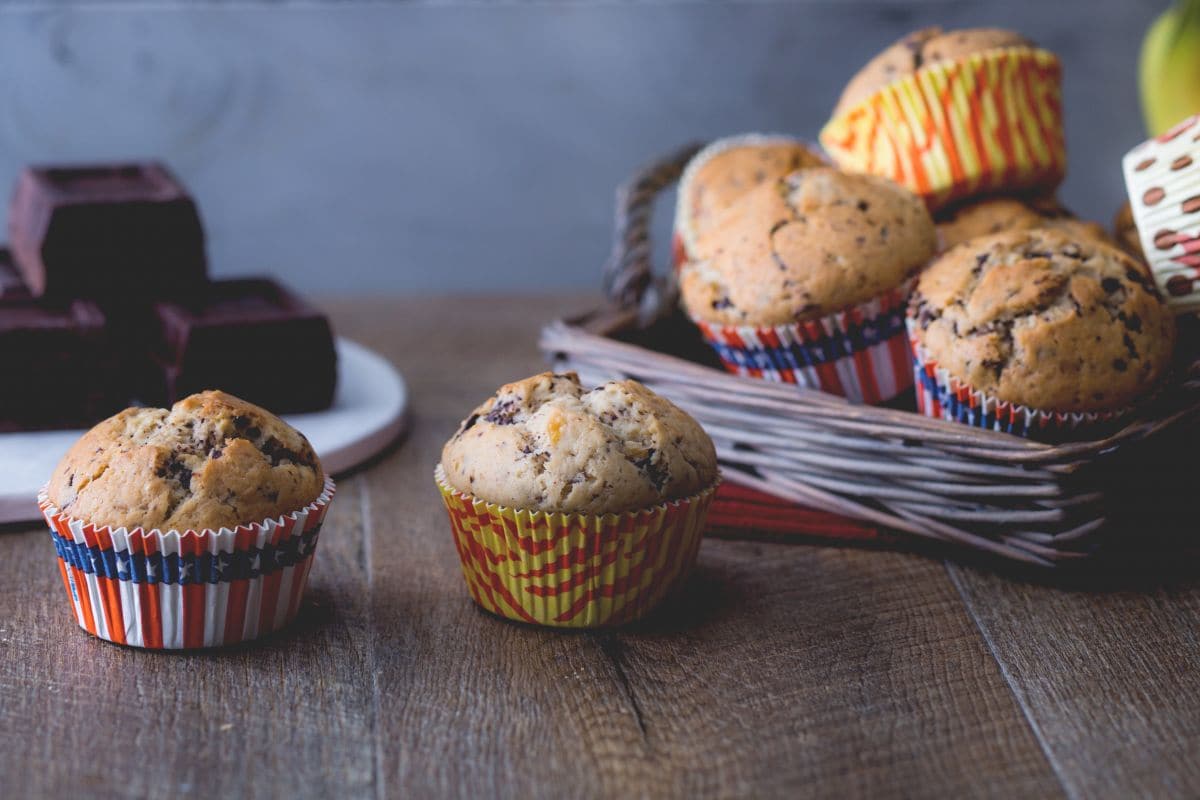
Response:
[539, 144, 1200, 566]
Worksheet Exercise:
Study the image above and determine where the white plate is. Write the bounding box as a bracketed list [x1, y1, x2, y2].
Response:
[0, 337, 408, 525]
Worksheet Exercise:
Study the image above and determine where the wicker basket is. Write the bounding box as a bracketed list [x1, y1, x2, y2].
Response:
[540, 144, 1200, 567]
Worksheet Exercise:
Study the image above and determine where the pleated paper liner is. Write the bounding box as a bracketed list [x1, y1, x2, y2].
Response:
[1122, 114, 1200, 313]
[819, 46, 1066, 211]
[436, 465, 717, 628]
[672, 133, 826, 270]
[692, 280, 914, 404]
[906, 321, 1131, 440]
[39, 477, 335, 649]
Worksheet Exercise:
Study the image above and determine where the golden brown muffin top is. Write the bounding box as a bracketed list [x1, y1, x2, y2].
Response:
[681, 167, 936, 326]
[834, 27, 1032, 117]
[936, 196, 1111, 252]
[48, 391, 325, 532]
[441, 372, 717, 514]
[910, 230, 1175, 412]
[675, 135, 826, 256]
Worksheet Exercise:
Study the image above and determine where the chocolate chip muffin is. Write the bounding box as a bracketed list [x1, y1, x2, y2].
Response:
[674, 134, 826, 264]
[681, 166, 936, 327]
[834, 27, 1031, 118]
[937, 196, 1110, 252]
[440, 372, 717, 514]
[1113, 201, 1146, 262]
[910, 229, 1176, 413]
[48, 390, 324, 532]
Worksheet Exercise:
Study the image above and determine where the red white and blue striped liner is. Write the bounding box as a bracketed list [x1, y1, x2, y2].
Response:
[905, 317, 1130, 438]
[693, 280, 914, 404]
[38, 477, 335, 649]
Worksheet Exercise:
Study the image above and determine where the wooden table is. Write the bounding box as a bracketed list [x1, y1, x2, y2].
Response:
[2, 296, 1198, 799]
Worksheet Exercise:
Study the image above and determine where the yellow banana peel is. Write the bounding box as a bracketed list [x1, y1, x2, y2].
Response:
[1142, 0, 1200, 136]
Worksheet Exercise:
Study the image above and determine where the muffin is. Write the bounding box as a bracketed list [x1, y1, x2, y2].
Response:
[681, 166, 936, 403]
[1113, 201, 1145, 263]
[436, 372, 718, 628]
[908, 230, 1176, 438]
[673, 134, 826, 268]
[40, 390, 335, 648]
[820, 27, 1066, 210]
[936, 196, 1111, 252]
[1121, 114, 1200, 310]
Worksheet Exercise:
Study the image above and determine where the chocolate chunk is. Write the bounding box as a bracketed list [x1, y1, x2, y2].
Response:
[1112, 358, 1128, 372]
[7, 162, 208, 299]
[1101, 277, 1122, 293]
[0, 249, 31, 306]
[483, 399, 518, 425]
[141, 278, 337, 414]
[632, 448, 668, 492]
[0, 299, 123, 431]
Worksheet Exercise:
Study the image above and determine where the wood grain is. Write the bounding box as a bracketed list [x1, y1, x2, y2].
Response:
[334, 297, 1060, 799]
[0, 474, 378, 798]
[949, 563, 1200, 799]
[1, 296, 1195, 798]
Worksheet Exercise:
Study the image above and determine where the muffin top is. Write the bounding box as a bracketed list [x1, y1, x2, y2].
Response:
[440, 372, 717, 515]
[834, 27, 1032, 117]
[681, 167, 936, 326]
[48, 390, 325, 532]
[676, 135, 826, 254]
[936, 196, 1110, 252]
[910, 230, 1176, 412]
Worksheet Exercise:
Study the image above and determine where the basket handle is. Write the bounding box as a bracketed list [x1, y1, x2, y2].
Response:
[601, 142, 704, 317]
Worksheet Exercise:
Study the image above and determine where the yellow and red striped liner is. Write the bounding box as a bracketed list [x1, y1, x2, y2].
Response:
[820, 47, 1066, 211]
[436, 466, 717, 628]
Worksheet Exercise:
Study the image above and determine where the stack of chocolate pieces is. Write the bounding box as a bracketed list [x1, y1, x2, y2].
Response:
[1, 162, 337, 431]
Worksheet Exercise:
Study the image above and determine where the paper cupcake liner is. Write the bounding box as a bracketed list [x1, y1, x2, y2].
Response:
[436, 466, 717, 629]
[38, 477, 336, 649]
[693, 281, 914, 404]
[820, 47, 1066, 211]
[1122, 114, 1200, 312]
[673, 133, 827, 269]
[905, 319, 1129, 438]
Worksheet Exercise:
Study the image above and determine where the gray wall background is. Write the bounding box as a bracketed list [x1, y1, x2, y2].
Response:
[0, 1, 1166, 294]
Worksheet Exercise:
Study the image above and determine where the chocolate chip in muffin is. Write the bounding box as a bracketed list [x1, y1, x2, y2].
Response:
[46, 390, 325, 532]
[908, 229, 1176, 413]
[440, 372, 717, 515]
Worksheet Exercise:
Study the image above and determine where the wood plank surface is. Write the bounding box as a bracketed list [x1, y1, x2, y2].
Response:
[949, 564, 1200, 799]
[0, 474, 378, 798]
[332, 296, 1059, 799]
[1, 296, 1197, 798]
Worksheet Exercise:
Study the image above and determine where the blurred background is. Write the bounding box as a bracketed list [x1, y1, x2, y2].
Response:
[0, 1, 1164, 294]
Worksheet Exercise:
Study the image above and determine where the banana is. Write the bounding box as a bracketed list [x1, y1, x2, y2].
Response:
[1141, 0, 1200, 136]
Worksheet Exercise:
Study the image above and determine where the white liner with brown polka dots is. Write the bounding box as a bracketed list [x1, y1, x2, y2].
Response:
[1122, 114, 1200, 312]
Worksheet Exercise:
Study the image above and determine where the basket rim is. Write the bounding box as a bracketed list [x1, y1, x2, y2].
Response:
[543, 313, 1200, 464]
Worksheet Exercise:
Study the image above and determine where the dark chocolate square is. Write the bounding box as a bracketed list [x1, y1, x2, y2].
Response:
[0, 300, 124, 431]
[143, 278, 337, 413]
[0, 248, 32, 306]
[8, 162, 208, 299]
